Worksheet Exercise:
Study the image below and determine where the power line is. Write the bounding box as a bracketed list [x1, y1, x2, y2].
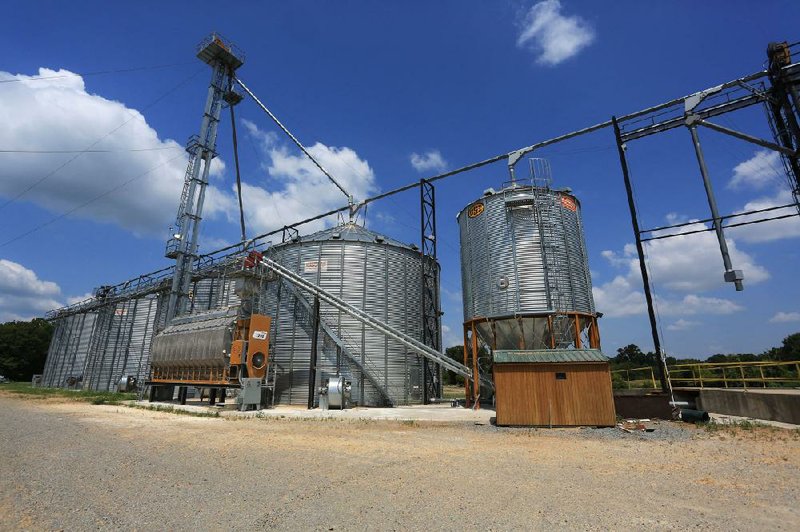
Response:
[0, 67, 203, 211]
[0, 146, 183, 154]
[0, 62, 193, 84]
[0, 152, 186, 248]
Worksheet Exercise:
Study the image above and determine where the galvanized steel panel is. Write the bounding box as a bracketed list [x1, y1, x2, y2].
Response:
[458, 186, 595, 320]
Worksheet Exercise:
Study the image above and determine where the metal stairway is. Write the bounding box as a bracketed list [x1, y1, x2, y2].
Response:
[276, 277, 395, 406]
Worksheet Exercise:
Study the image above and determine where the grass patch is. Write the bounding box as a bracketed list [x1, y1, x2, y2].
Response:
[698, 419, 800, 440]
[127, 403, 220, 418]
[441, 385, 465, 400]
[1, 382, 134, 405]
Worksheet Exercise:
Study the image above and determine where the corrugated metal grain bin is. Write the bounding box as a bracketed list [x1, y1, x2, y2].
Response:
[458, 180, 597, 350]
[262, 223, 437, 407]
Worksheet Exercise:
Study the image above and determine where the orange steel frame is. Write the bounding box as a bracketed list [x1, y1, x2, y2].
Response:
[463, 312, 600, 408]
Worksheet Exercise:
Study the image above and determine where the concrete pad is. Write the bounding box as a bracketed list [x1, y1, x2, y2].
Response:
[132, 400, 496, 424]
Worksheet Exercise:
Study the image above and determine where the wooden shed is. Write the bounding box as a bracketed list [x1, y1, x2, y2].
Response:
[492, 349, 616, 427]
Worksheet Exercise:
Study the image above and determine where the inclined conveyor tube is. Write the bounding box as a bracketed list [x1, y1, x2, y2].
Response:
[258, 256, 474, 381]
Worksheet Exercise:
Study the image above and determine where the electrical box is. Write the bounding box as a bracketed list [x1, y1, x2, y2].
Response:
[237, 378, 263, 411]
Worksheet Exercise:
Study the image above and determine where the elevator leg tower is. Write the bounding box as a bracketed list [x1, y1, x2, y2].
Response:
[165, 34, 245, 323]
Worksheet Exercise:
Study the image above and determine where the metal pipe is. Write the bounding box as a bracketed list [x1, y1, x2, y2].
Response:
[258, 256, 473, 379]
[228, 90, 247, 243]
[234, 76, 353, 205]
[697, 119, 797, 156]
[688, 125, 744, 291]
[612, 116, 669, 393]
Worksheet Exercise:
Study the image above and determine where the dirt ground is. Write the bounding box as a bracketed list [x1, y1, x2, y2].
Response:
[1, 394, 798, 530]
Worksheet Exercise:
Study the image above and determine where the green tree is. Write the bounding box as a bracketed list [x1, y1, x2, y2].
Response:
[777, 332, 800, 361]
[0, 318, 54, 381]
[613, 344, 656, 366]
[443, 346, 466, 386]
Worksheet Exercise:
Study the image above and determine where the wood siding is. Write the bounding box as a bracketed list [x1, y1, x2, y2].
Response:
[494, 362, 616, 426]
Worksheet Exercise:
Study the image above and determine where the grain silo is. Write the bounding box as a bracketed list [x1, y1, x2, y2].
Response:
[262, 222, 437, 407]
[458, 160, 614, 426]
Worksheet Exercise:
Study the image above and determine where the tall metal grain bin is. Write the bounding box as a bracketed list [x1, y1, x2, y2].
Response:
[458, 174, 599, 351]
[262, 223, 437, 407]
[458, 166, 614, 426]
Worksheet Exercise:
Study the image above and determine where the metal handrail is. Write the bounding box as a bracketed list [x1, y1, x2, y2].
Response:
[613, 360, 800, 389]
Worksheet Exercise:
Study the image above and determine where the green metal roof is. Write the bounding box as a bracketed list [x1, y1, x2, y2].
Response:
[493, 349, 609, 364]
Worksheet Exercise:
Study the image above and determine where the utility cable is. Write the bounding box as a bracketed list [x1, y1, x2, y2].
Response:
[0, 152, 186, 248]
[0, 61, 193, 84]
[0, 67, 204, 211]
[234, 76, 353, 204]
[0, 146, 183, 154]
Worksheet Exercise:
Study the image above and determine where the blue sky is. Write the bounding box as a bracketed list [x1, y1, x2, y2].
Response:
[1, 1, 799, 358]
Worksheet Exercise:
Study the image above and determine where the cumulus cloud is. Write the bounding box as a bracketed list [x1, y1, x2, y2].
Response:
[769, 311, 800, 323]
[240, 120, 378, 236]
[593, 215, 763, 318]
[0, 259, 63, 321]
[410, 150, 447, 173]
[667, 318, 700, 331]
[516, 0, 595, 66]
[0, 67, 229, 237]
[601, 220, 768, 292]
[441, 324, 463, 349]
[726, 188, 800, 243]
[728, 150, 782, 190]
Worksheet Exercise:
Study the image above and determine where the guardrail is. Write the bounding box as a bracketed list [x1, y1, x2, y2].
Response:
[612, 360, 800, 389]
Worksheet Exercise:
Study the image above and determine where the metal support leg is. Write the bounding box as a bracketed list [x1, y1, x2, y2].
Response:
[688, 125, 744, 291]
[308, 296, 320, 409]
[612, 117, 670, 392]
[463, 323, 471, 408]
[209, 387, 217, 406]
[471, 321, 480, 409]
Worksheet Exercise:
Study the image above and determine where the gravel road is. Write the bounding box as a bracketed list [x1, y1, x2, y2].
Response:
[1, 394, 798, 530]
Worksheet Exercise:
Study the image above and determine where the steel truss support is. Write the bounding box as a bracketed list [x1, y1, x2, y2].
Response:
[420, 179, 441, 403]
[165, 35, 245, 324]
[612, 117, 669, 393]
[686, 124, 744, 291]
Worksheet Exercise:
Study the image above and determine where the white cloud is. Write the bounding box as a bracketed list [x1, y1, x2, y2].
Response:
[726, 188, 800, 243]
[661, 295, 742, 316]
[66, 292, 94, 306]
[728, 150, 782, 190]
[593, 216, 762, 319]
[667, 318, 700, 331]
[592, 275, 645, 317]
[769, 311, 800, 323]
[601, 220, 769, 292]
[240, 120, 378, 236]
[441, 324, 462, 349]
[516, 0, 595, 66]
[0, 67, 229, 236]
[593, 280, 744, 319]
[410, 150, 447, 173]
[0, 259, 63, 321]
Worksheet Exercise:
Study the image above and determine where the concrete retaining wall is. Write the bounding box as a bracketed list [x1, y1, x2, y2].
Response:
[697, 389, 800, 424]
